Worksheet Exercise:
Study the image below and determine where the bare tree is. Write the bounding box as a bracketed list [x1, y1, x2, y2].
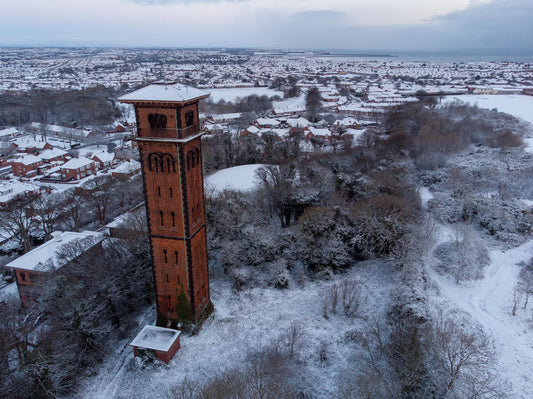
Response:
[0, 192, 39, 253]
[427, 310, 500, 398]
[33, 193, 66, 241]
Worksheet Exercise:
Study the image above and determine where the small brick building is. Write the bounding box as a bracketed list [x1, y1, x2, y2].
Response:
[130, 325, 181, 364]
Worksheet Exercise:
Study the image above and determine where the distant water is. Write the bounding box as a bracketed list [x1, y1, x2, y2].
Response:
[293, 48, 533, 63]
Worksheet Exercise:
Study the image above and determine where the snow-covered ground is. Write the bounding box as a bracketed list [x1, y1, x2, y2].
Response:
[426, 223, 533, 398]
[76, 263, 394, 399]
[206, 87, 283, 102]
[444, 94, 533, 125]
[524, 138, 533, 154]
[204, 164, 265, 194]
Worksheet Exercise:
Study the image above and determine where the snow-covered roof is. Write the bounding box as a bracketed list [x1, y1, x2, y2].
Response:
[130, 325, 181, 352]
[119, 83, 210, 103]
[61, 157, 95, 170]
[287, 117, 311, 128]
[113, 160, 140, 174]
[5, 231, 103, 272]
[0, 127, 18, 137]
[40, 148, 68, 161]
[308, 127, 331, 137]
[246, 125, 260, 134]
[92, 151, 115, 163]
[11, 155, 42, 165]
[12, 137, 50, 149]
[256, 118, 281, 127]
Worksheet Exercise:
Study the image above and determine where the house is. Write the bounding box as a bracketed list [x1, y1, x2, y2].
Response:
[130, 325, 181, 364]
[5, 231, 103, 307]
[60, 157, 96, 180]
[10, 155, 43, 177]
[39, 148, 68, 164]
[306, 127, 332, 142]
[12, 137, 53, 155]
[241, 125, 260, 136]
[254, 118, 281, 129]
[0, 127, 20, 140]
[111, 160, 140, 178]
[92, 151, 116, 169]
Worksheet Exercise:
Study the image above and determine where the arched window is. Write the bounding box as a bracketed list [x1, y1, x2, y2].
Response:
[148, 113, 167, 129]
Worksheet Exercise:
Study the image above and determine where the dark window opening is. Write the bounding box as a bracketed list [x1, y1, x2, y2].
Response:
[148, 113, 167, 130]
[160, 211, 164, 226]
[163, 249, 168, 263]
[174, 250, 178, 264]
[157, 186, 161, 197]
[166, 274, 169, 283]
[171, 212, 175, 227]
[20, 272, 26, 282]
[185, 110, 194, 127]
[167, 295, 171, 307]
[169, 187, 173, 197]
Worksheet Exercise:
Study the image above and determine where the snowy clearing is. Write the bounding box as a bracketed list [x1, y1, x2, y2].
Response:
[206, 87, 283, 102]
[77, 263, 394, 399]
[204, 164, 265, 194]
[444, 94, 533, 125]
[427, 223, 533, 399]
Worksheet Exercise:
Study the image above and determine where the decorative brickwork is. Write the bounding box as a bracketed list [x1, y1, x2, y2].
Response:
[119, 84, 212, 327]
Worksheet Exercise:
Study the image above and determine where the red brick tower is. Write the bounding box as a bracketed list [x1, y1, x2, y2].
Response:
[119, 83, 213, 327]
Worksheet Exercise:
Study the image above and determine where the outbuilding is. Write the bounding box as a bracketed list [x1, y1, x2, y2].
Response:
[130, 325, 181, 364]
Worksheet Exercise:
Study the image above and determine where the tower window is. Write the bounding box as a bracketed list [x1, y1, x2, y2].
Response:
[148, 113, 167, 130]
[169, 187, 173, 197]
[160, 211, 164, 226]
[171, 212, 175, 227]
[185, 110, 194, 127]
[167, 296, 171, 307]
[163, 249, 168, 263]
[166, 274, 169, 283]
[157, 186, 161, 197]
[175, 250, 178, 264]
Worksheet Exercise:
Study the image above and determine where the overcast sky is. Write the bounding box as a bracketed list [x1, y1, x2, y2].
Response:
[0, 0, 531, 50]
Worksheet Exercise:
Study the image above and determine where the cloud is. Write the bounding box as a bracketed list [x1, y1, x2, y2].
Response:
[125, 0, 246, 4]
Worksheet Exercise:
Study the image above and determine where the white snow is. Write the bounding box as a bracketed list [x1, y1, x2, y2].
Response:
[205, 164, 265, 194]
[524, 138, 533, 154]
[130, 325, 180, 352]
[5, 231, 102, 272]
[61, 157, 95, 170]
[418, 187, 434, 209]
[119, 83, 209, 103]
[444, 94, 533, 124]
[427, 223, 533, 399]
[206, 87, 283, 103]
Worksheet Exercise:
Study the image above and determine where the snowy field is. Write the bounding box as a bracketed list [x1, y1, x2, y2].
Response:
[444, 94, 533, 125]
[206, 87, 283, 102]
[204, 164, 265, 194]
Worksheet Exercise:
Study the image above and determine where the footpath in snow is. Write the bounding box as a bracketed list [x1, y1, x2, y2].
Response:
[426, 222, 533, 399]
